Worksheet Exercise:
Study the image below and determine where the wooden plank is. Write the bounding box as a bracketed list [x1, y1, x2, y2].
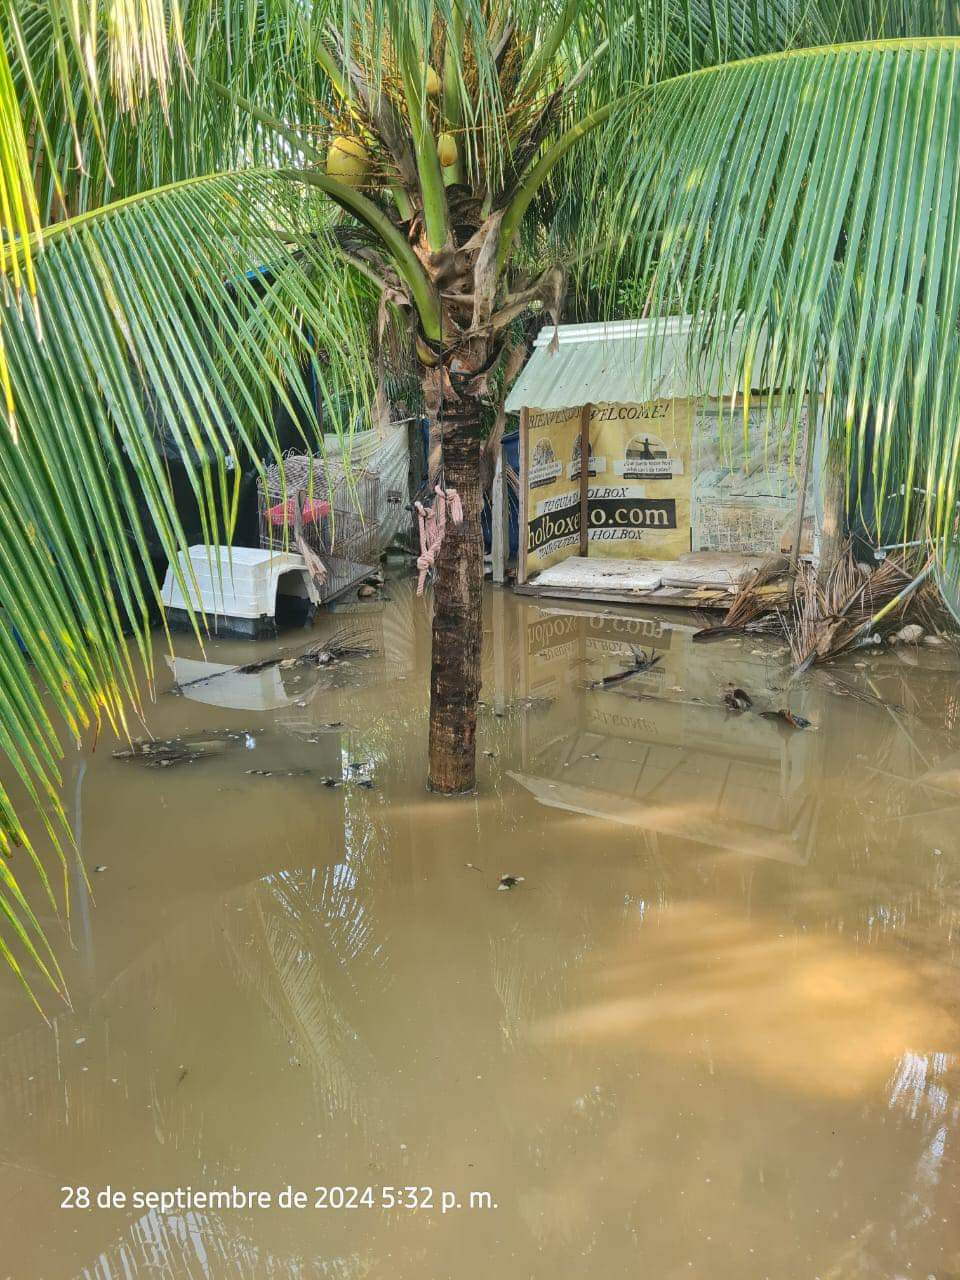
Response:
[491, 582, 508, 712]
[514, 582, 736, 610]
[517, 405, 529, 586]
[491, 448, 508, 584]
[818, 439, 846, 583]
[662, 551, 782, 589]
[406, 418, 422, 550]
[790, 391, 814, 570]
[578, 401, 591, 558]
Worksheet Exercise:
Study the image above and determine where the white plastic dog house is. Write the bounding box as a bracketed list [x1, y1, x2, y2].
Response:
[162, 545, 321, 639]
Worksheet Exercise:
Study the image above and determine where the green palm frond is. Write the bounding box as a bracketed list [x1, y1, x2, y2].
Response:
[521, 0, 828, 295]
[811, 0, 960, 41]
[599, 37, 960, 540]
[0, 37, 40, 430]
[0, 167, 376, 1006]
[4, 0, 187, 219]
[1, 0, 186, 435]
[9, 0, 332, 217]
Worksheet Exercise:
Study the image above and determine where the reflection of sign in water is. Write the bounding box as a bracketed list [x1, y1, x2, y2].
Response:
[585, 613, 671, 649]
[527, 609, 674, 657]
[584, 705, 657, 735]
[526, 613, 579, 656]
[529, 437, 563, 488]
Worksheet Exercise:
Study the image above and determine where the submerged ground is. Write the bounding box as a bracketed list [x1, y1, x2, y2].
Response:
[1, 575, 959, 1278]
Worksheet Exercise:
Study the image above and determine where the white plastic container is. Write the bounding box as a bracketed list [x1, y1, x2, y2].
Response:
[162, 545, 320, 638]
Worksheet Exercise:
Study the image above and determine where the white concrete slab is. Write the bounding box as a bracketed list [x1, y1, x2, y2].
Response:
[661, 552, 785, 590]
[533, 556, 667, 593]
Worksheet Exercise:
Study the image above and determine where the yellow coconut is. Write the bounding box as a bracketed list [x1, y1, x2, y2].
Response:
[326, 135, 370, 187]
[437, 132, 459, 168]
[424, 63, 441, 96]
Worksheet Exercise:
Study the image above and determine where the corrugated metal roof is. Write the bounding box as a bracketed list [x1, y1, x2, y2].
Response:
[504, 315, 742, 413]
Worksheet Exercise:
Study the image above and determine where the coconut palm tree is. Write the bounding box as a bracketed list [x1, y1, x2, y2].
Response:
[2, 0, 960, 1005]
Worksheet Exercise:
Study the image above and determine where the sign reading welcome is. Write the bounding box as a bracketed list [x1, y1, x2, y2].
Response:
[523, 396, 812, 575]
[524, 400, 695, 572]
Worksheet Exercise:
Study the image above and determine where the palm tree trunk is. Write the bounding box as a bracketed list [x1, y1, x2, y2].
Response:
[427, 403, 484, 795]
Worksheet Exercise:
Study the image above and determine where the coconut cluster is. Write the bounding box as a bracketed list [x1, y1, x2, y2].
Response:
[325, 63, 458, 188]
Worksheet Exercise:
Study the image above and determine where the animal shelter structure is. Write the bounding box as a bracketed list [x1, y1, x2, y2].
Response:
[257, 451, 383, 604]
[161, 545, 322, 639]
[501, 317, 821, 608]
[161, 427, 411, 638]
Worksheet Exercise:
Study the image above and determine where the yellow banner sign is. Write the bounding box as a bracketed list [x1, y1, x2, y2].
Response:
[524, 400, 696, 569]
[586, 400, 694, 560]
[525, 407, 582, 572]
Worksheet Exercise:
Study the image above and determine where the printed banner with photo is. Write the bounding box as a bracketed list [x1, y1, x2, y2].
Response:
[525, 399, 695, 568]
[524, 397, 817, 572]
[586, 399, 695, 561]
[525, 407, 582, 573]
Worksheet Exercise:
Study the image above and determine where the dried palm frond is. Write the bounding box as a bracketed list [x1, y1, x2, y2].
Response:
[171, 628, 376, 690]
[586, 648, 662, 689]
[693, 557, 790, 641]
[301, 631, 376, 663]
[913, 574, 956, 637]
[787, 548, 921, 670]
[239, 627, 375, 671]
[724, 558, 792, 628]
[823, 672, 905, 713]
[785, 562, 823, 668]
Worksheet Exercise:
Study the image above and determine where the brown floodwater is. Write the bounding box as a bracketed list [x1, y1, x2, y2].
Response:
[2, 574, 960, 1279]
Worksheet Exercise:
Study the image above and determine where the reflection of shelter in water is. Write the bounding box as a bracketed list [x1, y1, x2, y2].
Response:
[167, 577, 420, 719]
[511, 602, 822, 864]
[166, 654, 319, 711]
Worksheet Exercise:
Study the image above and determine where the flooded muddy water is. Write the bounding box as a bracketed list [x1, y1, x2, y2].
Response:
[2, 575, 960, 1278]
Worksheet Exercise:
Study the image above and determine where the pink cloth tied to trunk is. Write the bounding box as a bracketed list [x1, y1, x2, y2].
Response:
[415, 486, 464, 595]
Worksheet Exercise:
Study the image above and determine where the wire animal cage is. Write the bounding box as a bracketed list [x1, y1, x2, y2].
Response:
[258, 452, 382, 604]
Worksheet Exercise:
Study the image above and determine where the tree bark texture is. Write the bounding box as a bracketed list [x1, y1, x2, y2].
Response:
[426, 400, 484, 794]
[818, 444, 847, 589]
